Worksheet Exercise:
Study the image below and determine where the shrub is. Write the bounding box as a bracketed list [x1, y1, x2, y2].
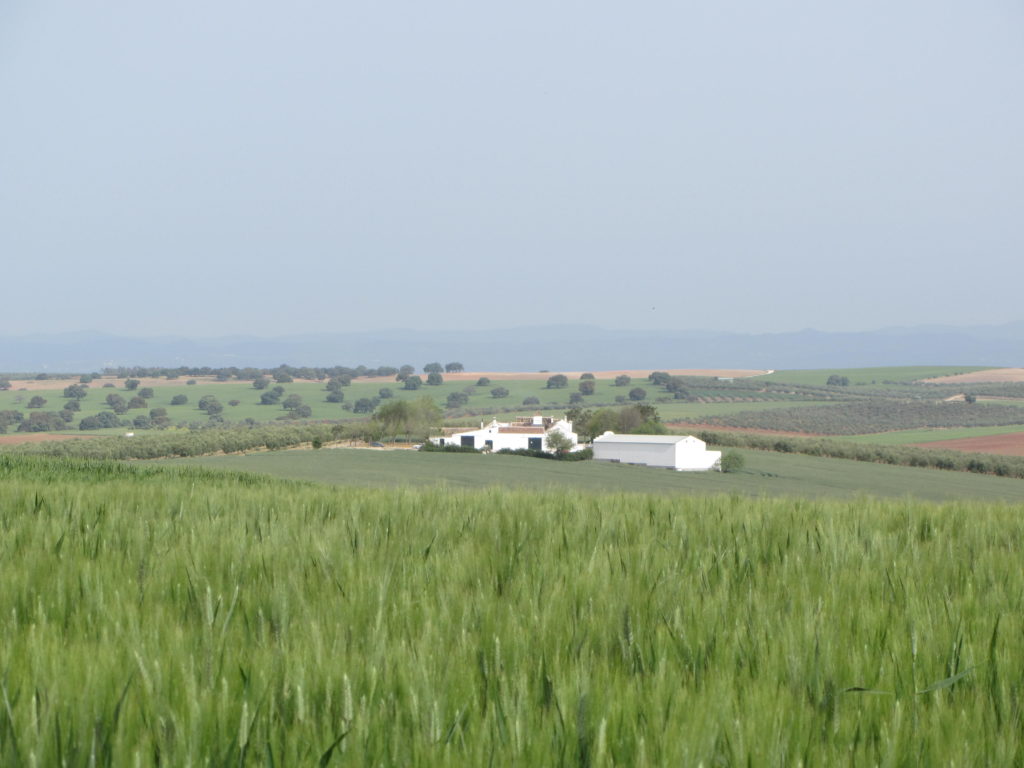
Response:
[79, 412, 124, 430]
[447, 392, 469, 409]
[17, 411, 67, 432]
[419, 442, 479, 453]
[720, 450, 745, 473]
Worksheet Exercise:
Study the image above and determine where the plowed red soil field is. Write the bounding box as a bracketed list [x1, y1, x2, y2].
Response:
[911, 432, 1024, 456]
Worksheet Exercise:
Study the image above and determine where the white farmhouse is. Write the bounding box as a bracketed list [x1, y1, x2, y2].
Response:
[430, 415, 580, 453]
[592, 433, 722, 471]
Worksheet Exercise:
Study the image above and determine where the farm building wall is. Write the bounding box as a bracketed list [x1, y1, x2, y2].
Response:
[592, 433, 722, 471]
[431, 418, 580, 453]
[593, 440, 678, 469]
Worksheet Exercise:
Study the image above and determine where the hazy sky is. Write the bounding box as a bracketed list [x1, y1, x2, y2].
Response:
[2, 1, 1022, 337]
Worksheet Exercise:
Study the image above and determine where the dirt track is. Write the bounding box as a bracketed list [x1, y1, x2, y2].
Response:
[911, 432, 1024, 457]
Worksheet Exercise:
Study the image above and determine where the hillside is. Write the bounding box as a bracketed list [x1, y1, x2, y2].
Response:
[2, 454, 1022, 765]
[168, 446, 1024, 503]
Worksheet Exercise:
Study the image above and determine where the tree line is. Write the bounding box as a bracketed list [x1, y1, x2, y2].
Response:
[101, 361, 466, 381]
[695, 429, 1024, 480]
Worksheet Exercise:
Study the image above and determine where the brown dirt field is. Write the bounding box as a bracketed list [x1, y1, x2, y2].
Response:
[910, 432, 1024, 457]
[3, 375, 225, 392]
[0, 433, 99, 446]
[360, 369, 772, 384]
[923, 368, 1024, 384]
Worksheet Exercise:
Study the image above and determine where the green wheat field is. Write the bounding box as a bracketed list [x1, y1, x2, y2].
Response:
[1, 454, 1022, 765]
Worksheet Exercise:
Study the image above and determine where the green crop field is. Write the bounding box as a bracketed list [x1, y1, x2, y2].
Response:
[168, 446, 1024, 502]
[2, 454, 1023, 765]
[762, 366, 993, 387]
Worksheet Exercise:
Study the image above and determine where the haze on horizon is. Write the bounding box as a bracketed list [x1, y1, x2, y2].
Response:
[2, 1, 1022, 339]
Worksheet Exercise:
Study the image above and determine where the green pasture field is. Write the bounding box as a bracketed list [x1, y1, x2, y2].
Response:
[3, 454, 1024, 765]
[1, 375, 836, 435]
[762, 366, 993, 387]
[167, 446, 1024, 502]
[842, 424, 1024, 445]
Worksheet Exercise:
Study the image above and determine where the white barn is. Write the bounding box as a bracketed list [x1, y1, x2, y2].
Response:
[592, 433, 722, 471]
[430, 415, 581, 453]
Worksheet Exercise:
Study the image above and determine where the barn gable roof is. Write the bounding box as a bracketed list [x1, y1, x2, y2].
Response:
[592, 434, 702, 445]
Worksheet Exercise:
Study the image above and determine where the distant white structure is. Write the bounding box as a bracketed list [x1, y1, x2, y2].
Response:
[430, 415, 581, 453]
[592, 433, 722, 471]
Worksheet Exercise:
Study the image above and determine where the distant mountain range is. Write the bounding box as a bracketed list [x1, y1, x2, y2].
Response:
[2, 323, 1022, 373]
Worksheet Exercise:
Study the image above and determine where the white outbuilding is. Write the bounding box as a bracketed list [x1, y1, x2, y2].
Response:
[430, 415, 581, 453]
[591, 433, 722, 471]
